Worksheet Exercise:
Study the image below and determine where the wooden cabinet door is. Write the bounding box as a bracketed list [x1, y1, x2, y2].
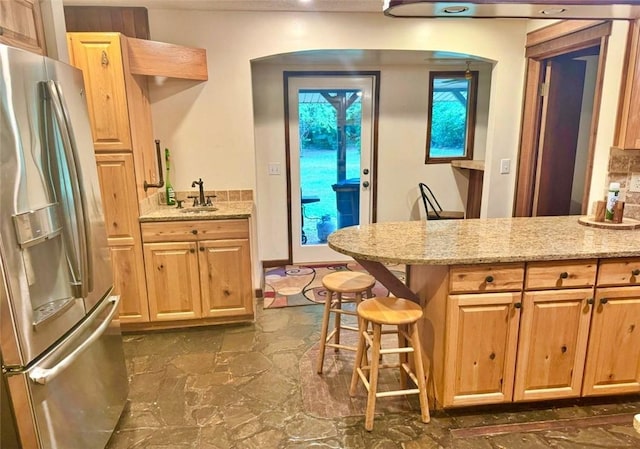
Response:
[583, 287, 640, 396]
[443, 292, 521, 407]
[198, 239, 253, 319]
[514, 288, 593, 401]
[109, 245, 148, 322]
[96, 153, 148, 323]
[67, 32, 131, 151]
[0, 0, 46, 55]
[144, 242, 202, 321]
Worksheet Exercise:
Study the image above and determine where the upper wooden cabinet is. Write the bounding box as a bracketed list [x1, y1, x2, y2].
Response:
[0, 0, 46, 55]
[67, 33, 132, 152]
[67, 32, 207, 198]
[615, 19, 640, 150]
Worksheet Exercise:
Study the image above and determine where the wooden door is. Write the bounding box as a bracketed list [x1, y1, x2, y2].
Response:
[67, 32, 132, 151]
[443, 292, 521, 407]
[583, 287, 640, 396]
[144, 242, 202, 321]
[514, 288, 593, 401]
[199, 239, 253, 318]
[96, 153, 149, 323]
[533, 58, 586, 216]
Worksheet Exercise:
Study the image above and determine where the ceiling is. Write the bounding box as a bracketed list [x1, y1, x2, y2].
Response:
[62, 0, 385, 12]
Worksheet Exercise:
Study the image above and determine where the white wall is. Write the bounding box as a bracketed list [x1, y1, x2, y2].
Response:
[146, 10, 528, 262]
[252, 61, 492, 261]
[142, 11, 627, 264]
[588, 20, 629, 210]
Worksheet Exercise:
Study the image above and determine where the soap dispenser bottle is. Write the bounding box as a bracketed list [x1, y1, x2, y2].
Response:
[165, 148, 176, 206]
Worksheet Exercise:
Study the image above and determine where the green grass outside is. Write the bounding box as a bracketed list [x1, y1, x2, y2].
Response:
[300, 146, 360, 244]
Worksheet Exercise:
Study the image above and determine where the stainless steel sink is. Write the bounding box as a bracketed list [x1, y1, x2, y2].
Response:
[179, 206, 218, 213]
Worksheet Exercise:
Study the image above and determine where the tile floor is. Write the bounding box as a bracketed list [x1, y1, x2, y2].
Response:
[107, 300, 640, 448]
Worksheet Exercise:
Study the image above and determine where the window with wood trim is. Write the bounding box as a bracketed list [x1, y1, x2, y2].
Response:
[426, 71, 478, 163]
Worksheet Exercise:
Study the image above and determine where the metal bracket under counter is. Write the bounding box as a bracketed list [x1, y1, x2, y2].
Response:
[451, 160, 484, 219]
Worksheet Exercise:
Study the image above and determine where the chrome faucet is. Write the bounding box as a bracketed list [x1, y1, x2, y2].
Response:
[191, 178, 205, 206]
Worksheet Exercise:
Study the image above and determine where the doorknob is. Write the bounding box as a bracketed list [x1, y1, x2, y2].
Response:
[362, 181, 370, 188]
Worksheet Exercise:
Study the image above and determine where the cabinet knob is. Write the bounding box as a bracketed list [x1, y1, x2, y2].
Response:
[0, 27, 4, 36]
[632, 269, 640, 276]
[199, 247, 205, 252]
[189, 248, 195, 254]
[561, 345, 567, 354]
[587, 298, 595, 305]
[514, 302, 522, 309]
[559, 271, 569, 279]
[192, 229, 198, 235]
[600, 298, 609, 305]
[489, 352, 496, 360]
[485, 275, 494, 283]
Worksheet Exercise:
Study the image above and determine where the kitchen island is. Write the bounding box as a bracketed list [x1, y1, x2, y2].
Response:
[328, 216, 640, 409]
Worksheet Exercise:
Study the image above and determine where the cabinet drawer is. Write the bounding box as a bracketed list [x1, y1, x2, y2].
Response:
[525, 259, 597, 290]
[449, 264, 524, 293]
[141, 219, 249, 242]
[597, 258, 640, 286]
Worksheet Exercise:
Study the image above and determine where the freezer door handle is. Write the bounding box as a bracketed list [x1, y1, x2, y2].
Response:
[28, 295, 120, 385]
[42, 80, 93, 298]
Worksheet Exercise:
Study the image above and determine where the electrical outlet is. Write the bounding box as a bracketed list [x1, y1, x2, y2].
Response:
[630, 173, 640, 192]
[500, 158, 511, 174]
[268, 163, 281, 175]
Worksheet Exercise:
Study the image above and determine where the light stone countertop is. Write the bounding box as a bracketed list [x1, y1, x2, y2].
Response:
[139, 201, 253, 222]
[327, 216, 640, 265]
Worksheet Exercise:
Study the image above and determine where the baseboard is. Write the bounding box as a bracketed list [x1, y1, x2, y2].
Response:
[262, 259, 290, 269]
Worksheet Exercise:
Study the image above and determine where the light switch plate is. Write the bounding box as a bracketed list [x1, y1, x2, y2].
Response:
[500, 158, 511, 174]
[268, 163, 281, 175]
[630, 173, 640, 192]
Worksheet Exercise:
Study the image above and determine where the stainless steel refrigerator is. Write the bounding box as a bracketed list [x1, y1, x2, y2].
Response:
[0, 44, 128, 448]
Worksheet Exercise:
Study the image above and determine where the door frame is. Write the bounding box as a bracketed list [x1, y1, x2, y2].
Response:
[283, 71, 380, 264]
[513, 20, 611, 216]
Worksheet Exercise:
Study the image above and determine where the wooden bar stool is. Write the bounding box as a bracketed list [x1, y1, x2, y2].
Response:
[316, 271, 376, 374]
[349, 297, 429, 431]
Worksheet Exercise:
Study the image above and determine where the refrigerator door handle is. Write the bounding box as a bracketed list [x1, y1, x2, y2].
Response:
[28, 295, 121, 385]
[42, 80, 93, 298]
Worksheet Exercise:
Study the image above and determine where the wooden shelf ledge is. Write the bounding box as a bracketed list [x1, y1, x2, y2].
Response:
[126, 37, 208, 81]
[451, 160, 485, 171]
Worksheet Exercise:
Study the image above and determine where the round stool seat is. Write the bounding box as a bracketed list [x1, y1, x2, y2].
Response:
[322, 271, 376, 293]
[356, 297, 422, 325]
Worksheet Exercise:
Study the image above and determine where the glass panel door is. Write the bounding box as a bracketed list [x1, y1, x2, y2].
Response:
[287, 76, 374, 263]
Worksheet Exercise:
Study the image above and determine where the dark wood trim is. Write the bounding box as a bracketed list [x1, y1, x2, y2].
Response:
[282, 75, 294, 263]
[64, 6, 150, 39]
[355, 259, 419, 303]
[466, 170, 484, 218]
[514, 21, 611, 217]
[526, 20, 606, 48]
[262, 259, 290, 269]
[526, 21, 612, 59]
[614, 19, 639, 149]
[425, 71, 478, 164]
[283, 71, 381, 264]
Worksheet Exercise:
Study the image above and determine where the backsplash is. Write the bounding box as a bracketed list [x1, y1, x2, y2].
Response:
[606, 147, 640, 220]
[140, 189, 254, 215]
